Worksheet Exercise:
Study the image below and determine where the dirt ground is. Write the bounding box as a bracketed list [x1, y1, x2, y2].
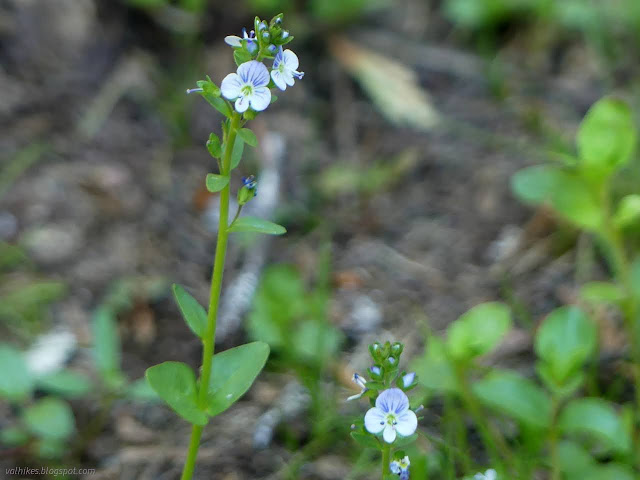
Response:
[0, 0, 631, 478]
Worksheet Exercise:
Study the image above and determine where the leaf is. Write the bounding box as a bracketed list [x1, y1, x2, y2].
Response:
[37, 370, 92, 398]
[205, 174, 230, 194]
[23, 397, 75, 441]
[446, 302, 512, 361]
[234, 48, 253, 66]
[201, 93, 232, 118]
[126, 378, 160, 402]
[292, 319, 343, 365]
[557, 440, 594, 476]
[350, 431, 382, 449]
[228, 216, 286, 235]
[534, 306, 596, 384]
[394, 433, 418, 447]
[230, 135, 245, 170]
[173, 284, 208, 338]
[205, 342, 270, 417]
[237, 128, 258, 147]
[511, 164, 562, 205]
[0, 426, 29, 447]
[0, 344, 33, 402]
[472, 370, 552, 430]
[580, 282, 626, 305]
[613, 194, 640, 228]
[206, 133, 222, 158]
[558, 398, 631, 454]
[92, 307, 120, 375]
[411, 336, 457, 393]
[145, 362, 208, 425]
[582, 464, 636, 480]
[577, 97, 636, 177]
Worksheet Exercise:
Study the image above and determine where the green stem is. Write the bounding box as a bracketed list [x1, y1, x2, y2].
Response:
[549, 397, 561, 480]
[381, 443, 391, 480]
[180, 112, 242, 480]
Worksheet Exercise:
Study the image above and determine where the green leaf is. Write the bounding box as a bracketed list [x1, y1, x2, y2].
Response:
[446, 302, 511, 361]
[234, 48, 253, 66]
[557, 440, 594, 476]
[230, 135, 245, 170]
[228, 216, 286, 235]
[205, 341, 270, 417]
[511, 164, 562, 205]
[206, 133, 222, 158]
[632, 257, 640, 302]
[0, 344, 33, 402]
[92, 307, 120, 375]
[472, 370, 552, 430]
[580, 281, 626, 305]
[394, 433, 419, 447]
[350, 431, 382, 449]
[534, 306, 596, 384]
[205, 174, 230, 193]
[0, 426, 29, 447]
[23, 397, 75, 441]
[126, 378, 160, 402]
[577, 97, 636, 177]
[200, 91, 232, 118]
[558, 398, 631, 454]
[237, 128, 258, 147]
[292, 319, 343, 364]
[613, 194, 640, 228]
[411, 336, 457, 393]
[173, 284, 208, 338]
[145, 362, 208, 425]
[582, 464, 636, 480]
[37, 370, 92, 398]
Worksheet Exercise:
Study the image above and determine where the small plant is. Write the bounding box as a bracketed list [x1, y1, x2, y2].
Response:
[143, 13, 303, 480]
[349, 341, 420, 479]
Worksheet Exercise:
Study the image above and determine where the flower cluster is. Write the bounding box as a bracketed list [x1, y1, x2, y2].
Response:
[349, 341, 421, 478]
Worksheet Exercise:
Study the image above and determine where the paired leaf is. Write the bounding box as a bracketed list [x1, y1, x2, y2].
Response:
[237, 128, 258, 147]
[472, 370, 552, 430]
[0, 344, 33, 402]
[145, 362, 208, 425]
[205, 174, 230, 193]
[37, 370, 92, 398]
[206, 133, 222, 158]
[228, 216, 286, 235]
[446, 302, 511, 361]
[92, 307, 120, 375]
[558, 398, 631, 454]
[173, 284, 208, 338]
[535, 306, 596, 384]
[206, 342, 270, 417]
[23, 397, 75, 441]
[577, 97, 636, 177]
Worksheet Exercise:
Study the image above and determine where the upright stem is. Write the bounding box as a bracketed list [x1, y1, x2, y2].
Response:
[381, 444, 391, 479]
[549, 397, 561, 480]
[181, 112, 242, 480]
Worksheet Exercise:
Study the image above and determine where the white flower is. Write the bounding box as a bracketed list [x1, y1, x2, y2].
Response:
[364, 388, 417, 443]
[474, 469, 497, 480]
[390, 455, 410, 474]
[221, 61, 272, 113]
[224, 28, 258, 54]
[401, 372, 416, 388]
[347, 373, 368, 401]
[270, 47, 304, 91]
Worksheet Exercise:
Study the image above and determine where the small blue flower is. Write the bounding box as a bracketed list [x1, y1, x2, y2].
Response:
[474, 469, 497, 480]
[270, 47, 304, 91]
[221, 61, 271, 113]
[281, 30, 290, 40]
[258, 21, 268, 31]
[347, 373, 368, 401]
[364, 388, 418, 443]
[267, 44, 277, 54]
[388, 357, 396, 365]
[225, 28, 258, 54]
[370, 366, 381, 376]
[401, 372, 416, 388]
[390, 456, 410, 478]
[242, 175, 258, 192]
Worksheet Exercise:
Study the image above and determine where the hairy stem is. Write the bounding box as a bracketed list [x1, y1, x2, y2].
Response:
[181, 112, 242, 480]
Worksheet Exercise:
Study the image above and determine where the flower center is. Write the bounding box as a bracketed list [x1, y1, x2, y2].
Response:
[382, 413, 397, 428]
[241, 84, 254, 96]
[278, 64, 285, 73]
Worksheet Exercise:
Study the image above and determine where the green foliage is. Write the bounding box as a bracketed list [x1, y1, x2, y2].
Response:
[145, 361, 208, 426]
[228, 216, 286, 235]
[206, 133, 222, 158]
[412, 336, 457, 394]
[22, 397, 75, 441]
[173, 283, 208, 338]
[37, 370, 92, 398]
[230, 135, 245, 170]
[205, 342, 270, 416]
[237, 128, 258, 147]
[446, 302, 512, 361]
[92, 307, 121, 380]
[580, 281, 626, 305]
[0, 344, 33, 402]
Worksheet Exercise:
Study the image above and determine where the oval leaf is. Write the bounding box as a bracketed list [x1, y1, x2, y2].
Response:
[511, 164, 562, 206]
[534, 306, 596, 384]
[206, 341, 270, 417]
[580, 282, 626, 305]
[205, 174, 230, 193]
[230, 135, 245, 170]
[0, 344, 33, 402]
[351, 431, 382, 450]
[558, 398, 631, 454]
[228, 216, 286, 235]
[411, 336, 457, 393]
[23, 397, 75, 441]
[145, 362, 208, 426]
[237, 128, 258, 147]
[446, 302, 512, 361]
[173, 284, 208, 338]
[37, 370, 92, 398]
[92, 307, 120, 375]
[613, 194, 640, 228]
[472, 370, 552, 430]
[206, 133, 222, 158]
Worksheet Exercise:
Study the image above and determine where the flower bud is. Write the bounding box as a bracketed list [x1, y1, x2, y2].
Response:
[238, 175, 257, 205]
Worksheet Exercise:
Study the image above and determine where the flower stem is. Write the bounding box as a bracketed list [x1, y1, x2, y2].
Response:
[549, 397, 561, 480]
[180, 111, 242, 480]
[381, 444, 391, 480]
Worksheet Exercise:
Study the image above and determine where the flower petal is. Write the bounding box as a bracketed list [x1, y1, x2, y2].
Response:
[273, 47, 285, 68]
[364, 407, 386, 434]
[375, 388, 409, 415]
[395, 409, 417, 437]
[402, 372, 416, 388]
[383, 424, 396, 443]
[224, 35, 242, 47]
[235, 95, 250, 113]
[249, 87, 271, 111]
[221, 73, 242, 99]
[390, 461, 401, 474]
[238, 60, 270, 87]
[282, 49, 299, 70]
[283, 70, 295, 87]
[271, 70, 287, 91]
